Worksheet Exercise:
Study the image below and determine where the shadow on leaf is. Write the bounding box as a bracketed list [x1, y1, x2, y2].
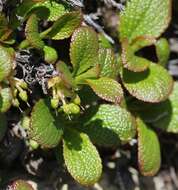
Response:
[122, 67, 150, 83]
[78, 105, 121, 147]
[63, 128, 83, 151]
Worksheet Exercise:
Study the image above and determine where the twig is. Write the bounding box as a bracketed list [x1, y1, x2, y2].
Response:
[169, 59, 178, 65]
[103, 0, 125, 10]
[170, 167, 178, 189]
[84, 14, 115, 44]
[61, 0, 84, 7]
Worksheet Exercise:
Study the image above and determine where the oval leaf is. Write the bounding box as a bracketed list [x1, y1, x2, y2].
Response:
[25, 14, 44, 49]
[34, 0, 68, 21]
[63, 128, 102, 185]
[151, 83, 178, 133]
[79, 104, 136, 146]
[70, 26, 99, 76]
[137, 118, 161, 176]
[156, 38, 170, 67]
[0, 86, 12, 112]
[121, 63, 173, 103]
[86, 77, 124, 104]
[48, 11, 82, 40]
[30, 99, 63, 148]
[119, 0, 172, 42]
[0, 13, 12, 41]
[43, 45, 58, 64]
[0, 46, 13, 82]
[98, 48, 118, 78]
[127, 99, 171, 124]
[17, 0, 68, 21]
[121, 39, 151, 72]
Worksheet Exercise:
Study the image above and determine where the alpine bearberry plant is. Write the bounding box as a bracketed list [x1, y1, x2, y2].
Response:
[0, 0, 176, 188]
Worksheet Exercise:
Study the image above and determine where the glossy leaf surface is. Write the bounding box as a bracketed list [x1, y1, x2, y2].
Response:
[0, 46, 13, 82]
[79, 104, 136, 146]
[98, 48, 118, 78]
[121, 40, 151, 72]
[86, 77, 123, 104]
[121, 63, 173, 103]
[137, 118, 161, 176]
[30, 99, 63, 148]
[25, 14, 44, 49]
[119, 0, 171, 42]
[70, 26, 98, 76]
[150, 83, 178, 133]
[17, 0, 68, 21]
[43, 45, 58, 64]
[0, 86, 12, 112]
[48, 11, 82, 40]
[63, 128, 102, 185]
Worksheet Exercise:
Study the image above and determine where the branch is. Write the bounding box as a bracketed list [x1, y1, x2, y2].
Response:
[84, 14, 115, 44]
[103, 0, 125, 10]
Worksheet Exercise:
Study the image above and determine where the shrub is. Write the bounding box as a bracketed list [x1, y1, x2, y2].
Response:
[0, 0, 175, 188]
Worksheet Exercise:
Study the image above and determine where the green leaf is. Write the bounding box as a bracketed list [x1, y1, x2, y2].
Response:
[47, 11, 82, 40]
[121, 39, 151, 72]
[119, 0, 172, 43]
[137, 118, 161, 176]
[98, 34, 112, 49]
[86, 77, 124, 104]
[70, 26, 99, 76]
[21, 115, 30, 130]
[146, 82, 178, 133]
[131, 36, 157, 52]
[43, 45, 58, 64]
[25, 14, 44, 49]
[98, 48, 118, 78]
[16, 0, 36, 17]
[63, 128, 102, 185]
[0, 114, 7, 142]
[0, 86, 12, 112]
[0, 46, 13, 82]
[74, 65, 100, 84]
[30, 99, 63, 148]
[0, 13, 12, 41]
[56, 61, 75, 88]
[156, 38, 170, 67]
[79, 104, 136, 146]
[17, 0, 68, 21]
[78, 86, 99, 106]
[10, 179, 34, 190]
[121, 63, 173, 103]
[126, 99, 171, 123]
[33, 0, 69, 21]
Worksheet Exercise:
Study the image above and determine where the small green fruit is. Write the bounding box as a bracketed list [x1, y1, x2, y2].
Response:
[13, 88, 18, 97]
[20, 81, 28, 89]
[73, 95, 81, 105]
[12, 99, 20, 107]
[63, 103, 80, 115]
[51, 98, 59, 109]
[19, 90, 28, 102]
[29, 139, 39, 150]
